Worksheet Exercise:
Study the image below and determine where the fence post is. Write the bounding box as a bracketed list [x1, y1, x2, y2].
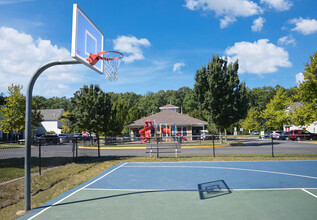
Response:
[72, 139, 75, 159]
[212, 135, 216, 157]
[97, 136, 100, 158]
[271, 137, 274, 158]
[38, 139, 41, 175]
[76, 137, 78, 161]
[156, 138, 159, 158]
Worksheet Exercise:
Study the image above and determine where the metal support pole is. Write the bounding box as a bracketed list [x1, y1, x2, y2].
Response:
[24, 59, 80, 211]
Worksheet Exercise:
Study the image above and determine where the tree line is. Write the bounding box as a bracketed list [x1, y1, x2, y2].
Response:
[0, 52, 316, 138]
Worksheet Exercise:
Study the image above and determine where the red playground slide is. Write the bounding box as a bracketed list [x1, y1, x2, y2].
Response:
[176, 133, 188, 141]
[139, 120, 153, 142]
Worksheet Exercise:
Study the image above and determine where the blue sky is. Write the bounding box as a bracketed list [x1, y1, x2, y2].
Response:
[0, 0, 316, 97]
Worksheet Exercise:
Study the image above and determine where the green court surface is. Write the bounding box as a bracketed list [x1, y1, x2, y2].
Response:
[31, 189, 317, 220]
[21, 161, 317, 220]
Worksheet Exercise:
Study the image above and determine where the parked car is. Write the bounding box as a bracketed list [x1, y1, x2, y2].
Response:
[251, 131, 259, 135]
[200, 130, 212, 140]
[272, 131, 283, 139]
[279, 131, 290, 140]
[288, 130, 317, 141]
[40, 134, 60, 145]
[58, 134, 71, 144]
[259, 132, 272, 139]
[73, 133, 82, 141]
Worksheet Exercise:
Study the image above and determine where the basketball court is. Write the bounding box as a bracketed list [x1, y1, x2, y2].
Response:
[22, 4, 317, 219]
[20, 160, 317, 220]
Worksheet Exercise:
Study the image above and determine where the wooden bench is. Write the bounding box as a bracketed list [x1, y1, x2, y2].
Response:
[146, 143, 181, 158]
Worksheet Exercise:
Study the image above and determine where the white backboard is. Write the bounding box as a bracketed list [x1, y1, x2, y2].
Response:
[71, 4, 104, 74]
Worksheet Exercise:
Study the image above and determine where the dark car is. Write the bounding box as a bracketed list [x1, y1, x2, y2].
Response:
[40, 134, 60, 145]
[279, 131, 290, 140]
[58, 134, 71, 144]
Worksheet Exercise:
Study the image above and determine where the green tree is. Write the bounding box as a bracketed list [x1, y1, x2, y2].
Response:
[60, 110, 73, 134]
[71, 85, 110, 146]
[117, 92, 142, 109]
[240, 107, 261, 132]
[0, 92, 6, 106]
[261, 88, 291, 130]
[122, 105, 141, 134]
[194, 55, 248, 135]
[247, 86, 281, 111]
[33, 96, 71, 110]
[137, 92, 157, 116]
[291, 103, 316, 126]
[292, 52, 317, 125]
[193, 66, 208, 112]
[183, 90, 198, 113]
[0, 84, 43, 140]
[109, 100, 128, 135]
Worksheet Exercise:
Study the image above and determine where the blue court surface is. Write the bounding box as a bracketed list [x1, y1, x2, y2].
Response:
[21, 160, 317, 220]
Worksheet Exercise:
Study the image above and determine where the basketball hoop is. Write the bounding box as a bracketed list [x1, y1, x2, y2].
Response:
[88, 51, 123, 81]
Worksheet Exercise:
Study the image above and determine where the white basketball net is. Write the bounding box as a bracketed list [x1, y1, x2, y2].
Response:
[102, 52, 122, 81]
[103, 59, 121, 81]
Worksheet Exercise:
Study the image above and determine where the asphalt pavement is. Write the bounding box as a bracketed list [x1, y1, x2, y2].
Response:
[1, 138, 317, 160]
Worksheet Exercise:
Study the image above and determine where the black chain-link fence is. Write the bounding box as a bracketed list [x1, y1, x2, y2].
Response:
[1, 134, 316, 186]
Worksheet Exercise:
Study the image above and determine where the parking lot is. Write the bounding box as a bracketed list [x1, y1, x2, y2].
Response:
[1, 138, 316, 160]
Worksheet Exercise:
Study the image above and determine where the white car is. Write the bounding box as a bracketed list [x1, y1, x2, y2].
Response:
[272, 131, 283, 139]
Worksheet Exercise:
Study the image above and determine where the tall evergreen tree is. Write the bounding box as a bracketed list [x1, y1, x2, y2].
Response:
[109, 100, 128, 135]
[194, 55, 248, 133]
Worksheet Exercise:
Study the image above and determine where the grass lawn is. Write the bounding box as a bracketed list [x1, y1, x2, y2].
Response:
[0, 153, 316, 219]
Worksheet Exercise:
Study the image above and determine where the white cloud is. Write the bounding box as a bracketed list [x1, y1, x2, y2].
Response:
[225, 39, 292, 74]
[0, 26, 83, 96]
[173, 62, 186, 73]
[289, 17, 317, 35]
[260, 0, 293, 11]
[220, 16, 237, 29]
[184, 0, 262, 28]
[277, 35, 296, 46]
[251, 17, 265, 32]
[296, 72, 304, 85]
[113, 35, 151, 63]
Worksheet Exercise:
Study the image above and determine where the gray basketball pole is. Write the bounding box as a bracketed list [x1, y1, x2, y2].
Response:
[25, 59, 80, 211]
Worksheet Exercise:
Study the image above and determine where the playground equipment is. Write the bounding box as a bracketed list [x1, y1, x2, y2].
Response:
[139, 120, 187, 143]
[139, 120, 153, 142]
[176, 133, 188, 141]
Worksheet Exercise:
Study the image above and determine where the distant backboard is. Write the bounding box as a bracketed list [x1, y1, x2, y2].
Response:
[71, 4, 104, 74]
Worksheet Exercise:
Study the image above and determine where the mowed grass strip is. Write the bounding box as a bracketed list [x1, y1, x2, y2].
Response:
[0, 154, 316, 220]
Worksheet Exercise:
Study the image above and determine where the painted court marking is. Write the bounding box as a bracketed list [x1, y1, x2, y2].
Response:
[28, 162, 127, 220]
[301, 188, 317, 198]
[23, 161, 317, 219]
[124, 165, 317, 180]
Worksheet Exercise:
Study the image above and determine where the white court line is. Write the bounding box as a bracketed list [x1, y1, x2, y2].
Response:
[28, 162, 127, 220]
[83, 187, 317, 191]
[301, 189, 317, 198]
[124, 165, 317, 180]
